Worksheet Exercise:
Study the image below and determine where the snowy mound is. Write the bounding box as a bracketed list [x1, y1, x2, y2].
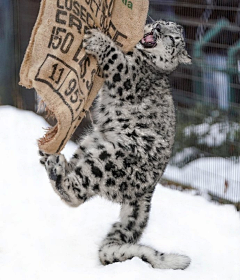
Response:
[0, 106, 240, 280]
[164, 155, 240, 202]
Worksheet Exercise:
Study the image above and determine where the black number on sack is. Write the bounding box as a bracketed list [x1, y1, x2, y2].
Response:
[48, 26, 74, 54]
[61, 33, 74, 54]
[65, 79, 79, 103]
[49, 63, 64, 84]
[48, 27, 66, 49]
[65, 78, 76, 96]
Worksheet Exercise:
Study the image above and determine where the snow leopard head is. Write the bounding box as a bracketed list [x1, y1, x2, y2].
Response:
[137, 20, 191, 73]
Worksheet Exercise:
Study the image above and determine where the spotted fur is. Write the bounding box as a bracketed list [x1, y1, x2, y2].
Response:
[40, 20, 191, 270]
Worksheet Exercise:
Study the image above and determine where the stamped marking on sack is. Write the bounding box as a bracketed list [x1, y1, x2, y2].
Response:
[35, 54, 84, 122]
[54, 0, 127, 48]
[122, 0, 133, 10]
[19, 0, 148, 154]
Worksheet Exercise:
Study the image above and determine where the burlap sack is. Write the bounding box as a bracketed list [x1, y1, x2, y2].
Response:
[19, 0, 149, 154]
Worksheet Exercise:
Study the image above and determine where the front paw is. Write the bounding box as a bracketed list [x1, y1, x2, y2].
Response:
[45, 154, 66, 182]
[83, 29, 105, 56]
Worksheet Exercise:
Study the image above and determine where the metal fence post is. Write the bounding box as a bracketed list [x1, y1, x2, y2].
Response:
[193, 19, 230, 97]
[227, 40, 240, 105]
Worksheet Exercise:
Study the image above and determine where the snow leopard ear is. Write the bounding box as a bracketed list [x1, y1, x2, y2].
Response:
[178, 49, 192, 65]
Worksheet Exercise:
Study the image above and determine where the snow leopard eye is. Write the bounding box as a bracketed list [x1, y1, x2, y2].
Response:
[176, 24, 183, 31]
[168, 35, 175, 46]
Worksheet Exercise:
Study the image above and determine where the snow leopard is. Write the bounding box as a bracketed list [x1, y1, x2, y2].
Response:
[40, 20, 192, 269]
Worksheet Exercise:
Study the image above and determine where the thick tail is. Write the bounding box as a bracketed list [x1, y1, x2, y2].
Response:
[99, 243, 191, 269]
[99, 194, 191, 270]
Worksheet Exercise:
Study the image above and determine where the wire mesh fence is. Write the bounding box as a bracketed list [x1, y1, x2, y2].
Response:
[149, 0, 240, 206]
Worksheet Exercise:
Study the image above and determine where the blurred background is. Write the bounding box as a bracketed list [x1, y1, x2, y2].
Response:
[0, 0, 239, 209]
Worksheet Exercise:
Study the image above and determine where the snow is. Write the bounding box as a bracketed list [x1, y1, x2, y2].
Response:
[166, 117, 240, 202]
[170, 147, 200, 166]
[184, 121, 240, 147]
[0, 106, 240, 280]
[164, 158, 240, 202]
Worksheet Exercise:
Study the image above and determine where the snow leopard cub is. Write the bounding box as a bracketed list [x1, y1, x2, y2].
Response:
[40, 20, 191, 269]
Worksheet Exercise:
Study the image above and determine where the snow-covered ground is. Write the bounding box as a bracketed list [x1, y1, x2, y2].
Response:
[164, 155, 240, 202]
[165, 116, 240, 202]
[0, 106, 240, 280]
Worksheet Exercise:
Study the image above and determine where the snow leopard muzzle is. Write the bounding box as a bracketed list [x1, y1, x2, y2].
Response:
[140, 24, 161, 48]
